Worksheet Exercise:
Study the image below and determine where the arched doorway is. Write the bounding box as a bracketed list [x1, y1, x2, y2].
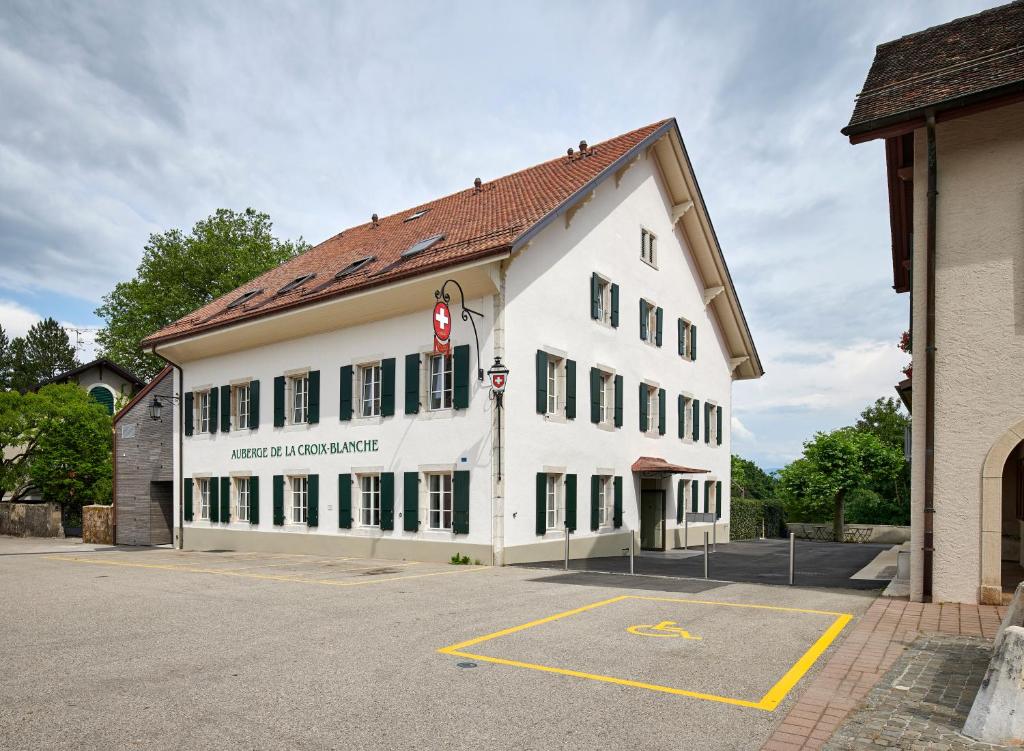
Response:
[980, 420, 1024, 604]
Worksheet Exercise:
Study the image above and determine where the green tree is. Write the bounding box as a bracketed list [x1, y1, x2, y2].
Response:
[854, 396, 911, 517]
[95, 208, 307, 379]
[0, 324, 11, 390]
[778, 428, 904, 540]
[9, 318, 78, 393]
[731, 454, 777, 499]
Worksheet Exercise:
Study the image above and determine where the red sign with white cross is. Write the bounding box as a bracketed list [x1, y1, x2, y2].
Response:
[433, 301, 451, 341]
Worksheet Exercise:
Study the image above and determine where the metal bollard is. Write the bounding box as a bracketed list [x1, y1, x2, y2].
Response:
[703, 531, 709, 579]
[761, 518, 766, 540]
[564, 525, 570, 571]
[684, 516, 689, 550]
[788, 531, 796, 586]
[712, 520, 717, 553]
[629, 532, 635, 575]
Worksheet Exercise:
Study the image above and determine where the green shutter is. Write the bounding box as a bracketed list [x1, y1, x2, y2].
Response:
[692, 399, 700, 441]
[704, 482, 710, 514]
[639, 383, 648, 432]
[453, 345, 470, 409]
[307, 474, 319, 527]
[678, 319, 685, 356]
[565, 474, 577, 532]
[339, 366, 353, 421]
[273, 475, 284, 526]
[610, 283, 619, 328]
[691, 324, 698, 361]
[717, 406, 723, 446]
[692, 479, 699, 513]
[308, 370, 321, 423]
[677, 480, 685, 523]
[658, 388, 666, 435]
[249, 380, 260, 429]
[590, 272, 600, 320]
[273, 376, 285, 427]
[208, 387, 219, 434]
[639, 299, 647, 341]
[210, 477, 220, 522]
[453, 471, 469, 535]
[380, 359, 396, 416]
[613, 476, 623, 528]
[590, 475, 600, 531]
[655, 307, 663, 347]
[614, 374, 623, 428]
[249, 476, 260, 525]
[184, 479, 193, 521]
[705, 402, 712, 444]
[403, 472, 419, 531]
[338, 474, 352, 529]
[535, 350, 548, 414]
[535, 472, 547, 536]
[220, 385, 231, 432]
[405, 354, 420, 415]
[565, 359, 576, 419]
[220, 477, 230, 523]
[380, 472, 395, 530]
[184, 392, 194, 436]
[716, 481, 723, 519]
[590, 368, 601, 424]
[677, 395, 685, 439]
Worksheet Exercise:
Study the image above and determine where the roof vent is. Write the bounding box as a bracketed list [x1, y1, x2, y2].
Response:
[227, 288, 263, 309]
[404, 209, 429, 222]
[334, 255, 376, 279]
[474, 177, 482, 191]
[401, 234, 445, 258]
[579, 140, 588, 152]
[371, 213, 379, 226]
[567, 147, 574, 157]
[276, 273, 316, 296]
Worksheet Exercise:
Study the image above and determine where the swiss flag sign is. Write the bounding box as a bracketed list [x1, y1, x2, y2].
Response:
[433, 301, 452, 342]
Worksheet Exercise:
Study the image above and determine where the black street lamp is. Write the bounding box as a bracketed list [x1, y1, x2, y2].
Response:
[487, 357, 509, 480]
[148, 395, 181, 421]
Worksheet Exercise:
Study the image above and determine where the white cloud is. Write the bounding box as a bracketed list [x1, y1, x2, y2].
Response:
[731, 415, 755, 441]
[0, 299, 40, 337]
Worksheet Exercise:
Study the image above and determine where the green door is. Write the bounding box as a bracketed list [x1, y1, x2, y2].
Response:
[640, 490, 665, 550]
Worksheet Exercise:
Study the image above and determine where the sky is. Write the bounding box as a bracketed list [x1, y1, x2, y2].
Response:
[0, 0, 1003, 469]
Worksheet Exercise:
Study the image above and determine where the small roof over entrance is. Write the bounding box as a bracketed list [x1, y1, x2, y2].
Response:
[631, 456, 709, 477]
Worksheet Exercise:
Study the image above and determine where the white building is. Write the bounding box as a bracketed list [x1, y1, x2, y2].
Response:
[142, 119, 762, 564]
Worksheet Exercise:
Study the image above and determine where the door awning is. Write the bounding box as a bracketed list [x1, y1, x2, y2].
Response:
[631, 456, 709, 476]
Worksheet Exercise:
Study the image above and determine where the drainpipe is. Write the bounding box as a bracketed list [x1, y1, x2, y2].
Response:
[152, 348, 185, 551]
[923, 110, 938, 601]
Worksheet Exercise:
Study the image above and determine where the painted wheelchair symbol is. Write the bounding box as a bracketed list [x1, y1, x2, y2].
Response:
[626, 620, 702, 640]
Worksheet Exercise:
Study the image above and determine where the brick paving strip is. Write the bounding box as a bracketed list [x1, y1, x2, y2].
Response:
[761, 598, 1007, 751]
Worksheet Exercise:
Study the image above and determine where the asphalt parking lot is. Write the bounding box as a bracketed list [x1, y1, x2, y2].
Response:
[0, 537, 878, 751]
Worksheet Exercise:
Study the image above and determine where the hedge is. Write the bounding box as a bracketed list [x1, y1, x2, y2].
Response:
[730, 497, 786, 540]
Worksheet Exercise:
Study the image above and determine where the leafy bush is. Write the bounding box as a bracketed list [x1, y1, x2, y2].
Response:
[845, 487, 909, 526]
[729, 497, 786, 540]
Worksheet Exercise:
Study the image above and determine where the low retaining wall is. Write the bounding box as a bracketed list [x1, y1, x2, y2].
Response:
[0, 502, 64, 538]
[82, 505, 113, 545]
[786, 523, 910, 544]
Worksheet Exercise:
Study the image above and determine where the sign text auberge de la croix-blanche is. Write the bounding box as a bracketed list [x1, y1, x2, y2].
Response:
[230, 440, 380, 461]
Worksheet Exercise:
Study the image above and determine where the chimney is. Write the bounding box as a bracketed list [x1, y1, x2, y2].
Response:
[474, 177, 482, 192]
[579, 139, 588, 153]
[371, 213, 379, 227]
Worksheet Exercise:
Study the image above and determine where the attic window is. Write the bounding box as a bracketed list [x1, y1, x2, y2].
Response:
[404, 209, 430, 222]
[227, 289, 263, 309]
[402, 234, 445, 258]
[276, 273, 316, 295]
[335, 256, 376, 279]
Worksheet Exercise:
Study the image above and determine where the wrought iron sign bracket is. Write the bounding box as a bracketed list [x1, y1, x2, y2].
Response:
[435, 279, 484, 381]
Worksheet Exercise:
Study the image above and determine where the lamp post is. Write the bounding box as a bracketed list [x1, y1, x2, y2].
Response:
[486, 357, 509, 480]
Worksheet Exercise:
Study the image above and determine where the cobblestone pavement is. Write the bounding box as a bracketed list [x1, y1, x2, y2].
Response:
[824, 634, 1008, 750]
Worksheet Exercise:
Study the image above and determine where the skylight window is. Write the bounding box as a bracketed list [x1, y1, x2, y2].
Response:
[227, 289, 263, 309]
[334, 255, 375, 279]
[404, 209, 430, 222]
[401, 234, 445, 258]
[276, 273, 316, 295]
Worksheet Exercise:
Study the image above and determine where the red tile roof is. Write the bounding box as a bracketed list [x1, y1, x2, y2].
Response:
[142, 119, 674, 347]
[631, 456, 708, 475]
[843, 1, 1024, 136]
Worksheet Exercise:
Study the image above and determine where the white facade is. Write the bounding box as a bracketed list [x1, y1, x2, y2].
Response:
[157, 127, 757, 564]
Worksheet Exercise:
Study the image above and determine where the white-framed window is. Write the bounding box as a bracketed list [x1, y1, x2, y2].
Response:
[641, 228, 657, 266]
[680, 319, 694, 360]
[196, 478, 210, 520]
[707, 480, 718, 515]
[597, 475, 613, 528]
[679, 479, 692, 517]
[645, 384, 659, 433]
[235, 477, 250, 522]
[234, 384, 251, 430]
[682, 395, 694, 440]
[427, 472, 453, 530]
[360, 363, 382, 417]
[196, 390, 211, 433]
[595, 276, 610, 323]
[546, 359, 558, 414]
[545, 473, 562, 530]
[642, 300, 658, 345]
[289, 374, 309, 424]
[288, 476, 308, 524]
[708, 403, 719, 444]
[359, 474, 381, 527]
[598, 370, 614, 425]
[428, 354, 453, 411]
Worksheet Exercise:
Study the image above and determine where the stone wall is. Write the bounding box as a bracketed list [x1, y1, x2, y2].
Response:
[786, 522, 911, 544]
[82, 505, 113, 544]
[0, 502, 64, 537]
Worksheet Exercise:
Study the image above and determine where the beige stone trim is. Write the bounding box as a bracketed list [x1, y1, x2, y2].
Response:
[979, 417, 1024, 604]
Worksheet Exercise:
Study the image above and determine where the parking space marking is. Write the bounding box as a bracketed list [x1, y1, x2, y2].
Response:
[43, 555, 480, 588]
[438, 594, 852, 710]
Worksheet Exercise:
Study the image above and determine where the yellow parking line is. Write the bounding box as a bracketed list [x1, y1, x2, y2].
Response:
[439, 594, 852, 710]
[43, 555, 480, 588]
[216, 557, 362, 571]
